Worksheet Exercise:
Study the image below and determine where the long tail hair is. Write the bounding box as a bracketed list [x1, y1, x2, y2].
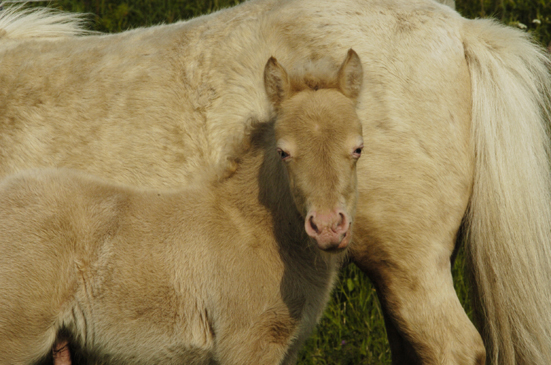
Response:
[463, 18, 551, 364]
[0, 3, 90, 39]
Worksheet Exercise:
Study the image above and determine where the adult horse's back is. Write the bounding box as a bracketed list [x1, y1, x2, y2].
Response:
[1, 0, 550, 363]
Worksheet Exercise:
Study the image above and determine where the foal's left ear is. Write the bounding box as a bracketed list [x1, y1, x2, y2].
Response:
[264, 57, 291, 109]
[337, 49, 363, 101]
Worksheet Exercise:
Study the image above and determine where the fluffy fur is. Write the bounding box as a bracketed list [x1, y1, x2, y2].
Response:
[0, 53, 363, 364]
[463, 19, 551, 365]
[0, 3, 91, 39]
[0, 0, 549, 363]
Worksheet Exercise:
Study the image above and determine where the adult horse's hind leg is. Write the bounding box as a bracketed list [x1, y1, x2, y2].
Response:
[352, 231, 485, 364]
[378, 303, 422, 364]
[351, 175, 485, 364]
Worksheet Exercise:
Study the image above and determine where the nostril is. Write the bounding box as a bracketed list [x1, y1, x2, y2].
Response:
[335, 212, 348, 232]
[331, 213, 342, 231]
[309, 215, 319, 234]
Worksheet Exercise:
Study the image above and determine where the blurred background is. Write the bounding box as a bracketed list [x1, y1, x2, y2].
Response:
[23, 0, 550, 46]
[10, 0, 550, 363]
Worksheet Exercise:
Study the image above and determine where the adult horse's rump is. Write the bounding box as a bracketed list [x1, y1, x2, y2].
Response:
[1, 0, 550, 363]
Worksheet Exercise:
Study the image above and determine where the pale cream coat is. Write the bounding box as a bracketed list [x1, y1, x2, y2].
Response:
[1, 0, 550, 363]
[0, 52, 364, 364]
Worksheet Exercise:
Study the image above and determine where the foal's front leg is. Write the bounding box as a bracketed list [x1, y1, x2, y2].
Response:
[217, 329, 291, 365]
[217, 305, 298, 365]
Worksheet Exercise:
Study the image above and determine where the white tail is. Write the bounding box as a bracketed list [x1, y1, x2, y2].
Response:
[463, 18, 551, 364]
[0, 3, 91, 39]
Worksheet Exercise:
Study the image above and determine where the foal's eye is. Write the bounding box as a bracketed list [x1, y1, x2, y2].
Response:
[277, 148, 290, 161]
[353, 147, 363, 158]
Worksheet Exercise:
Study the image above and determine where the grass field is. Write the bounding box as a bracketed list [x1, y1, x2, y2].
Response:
[15, 0, 549, 363]
[34, 0, 551, 46]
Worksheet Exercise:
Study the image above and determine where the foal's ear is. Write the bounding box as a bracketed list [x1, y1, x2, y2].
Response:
[337, 49, 363, 101]
[264, 57, 291, 108]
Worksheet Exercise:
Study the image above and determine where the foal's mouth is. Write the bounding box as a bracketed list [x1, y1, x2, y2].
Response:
[315, 229, 352, 253]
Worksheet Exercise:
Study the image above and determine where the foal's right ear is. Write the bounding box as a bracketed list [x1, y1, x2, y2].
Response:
[264, 57, 291, 109]
[337, 49, 363, 101]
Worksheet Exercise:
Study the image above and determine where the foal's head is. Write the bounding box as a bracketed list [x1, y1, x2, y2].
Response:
[264, 49, 363, 251]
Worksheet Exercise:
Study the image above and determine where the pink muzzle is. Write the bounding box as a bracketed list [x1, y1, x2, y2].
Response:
[305, 209, 351, 251]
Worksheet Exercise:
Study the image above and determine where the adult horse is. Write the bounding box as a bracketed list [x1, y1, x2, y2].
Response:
[1, 0, 550, 364]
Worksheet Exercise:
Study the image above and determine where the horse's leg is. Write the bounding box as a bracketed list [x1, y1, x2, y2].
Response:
[350, 151, 484, 365]
[375, 242, 465, 364]
[217, 330, 290, 365]
[379, 299, 422, 364]
[216, 303, 298, 365]
[52, 340, 71, 365]
[351, 222, 484, 364]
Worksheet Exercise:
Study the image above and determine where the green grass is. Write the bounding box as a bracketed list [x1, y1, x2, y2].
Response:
[298, 265, 391, 365]
[28, 0, 243, 32]
[15, 0, 548, 363]
[456, 0, 551, 46]
[297, 242, 474, 365]
[36, 0, 551, 47]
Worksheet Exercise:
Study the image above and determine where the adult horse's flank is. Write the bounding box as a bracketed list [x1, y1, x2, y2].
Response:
[0, 51, 364, 364]
[1, 0, 551, 364]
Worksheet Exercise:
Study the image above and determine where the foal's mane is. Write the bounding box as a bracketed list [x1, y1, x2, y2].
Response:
[288, 59, 341, 92]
